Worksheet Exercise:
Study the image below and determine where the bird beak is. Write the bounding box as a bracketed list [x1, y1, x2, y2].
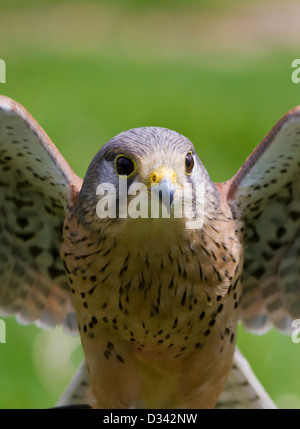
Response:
[149, 166, 177, 214]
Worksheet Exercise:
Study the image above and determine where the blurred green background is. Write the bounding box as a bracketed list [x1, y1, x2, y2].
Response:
[0, 0, 300, 409]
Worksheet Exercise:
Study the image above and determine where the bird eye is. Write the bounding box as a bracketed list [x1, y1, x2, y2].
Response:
[185, 151, 194, 175]
[115, 155, 136, 177]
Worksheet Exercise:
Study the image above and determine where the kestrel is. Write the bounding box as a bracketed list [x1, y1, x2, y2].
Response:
[0, 95, 299, 409]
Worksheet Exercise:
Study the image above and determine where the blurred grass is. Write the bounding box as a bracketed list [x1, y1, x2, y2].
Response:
[0, 0, 247, 11]
[0, 0, 300, 409]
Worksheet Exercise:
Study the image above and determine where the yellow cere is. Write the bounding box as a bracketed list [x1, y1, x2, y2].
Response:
[149, 165, 177, 186]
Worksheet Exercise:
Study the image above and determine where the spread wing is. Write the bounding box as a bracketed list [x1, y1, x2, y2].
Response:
[227, 106, 300, 333]
[0, 96, 82, 332]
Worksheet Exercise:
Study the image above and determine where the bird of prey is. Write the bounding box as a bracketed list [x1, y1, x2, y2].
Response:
[0, 95, 299, 409]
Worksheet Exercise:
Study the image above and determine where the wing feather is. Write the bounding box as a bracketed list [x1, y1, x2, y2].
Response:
[0, 96, 82, 332]
[227, 107, 300, 333]
[215, 348, 276, 409]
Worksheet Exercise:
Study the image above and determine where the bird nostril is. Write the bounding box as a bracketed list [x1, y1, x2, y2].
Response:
[151, 173, 157, 183]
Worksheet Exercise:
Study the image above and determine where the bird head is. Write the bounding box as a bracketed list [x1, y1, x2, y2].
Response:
[77, 127, 219, 234]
